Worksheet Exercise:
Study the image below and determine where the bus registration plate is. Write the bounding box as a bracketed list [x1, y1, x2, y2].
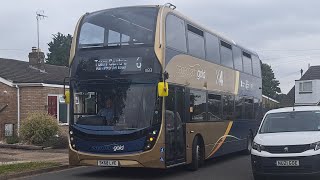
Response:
[97, 160, 119, 167]
[276, 160, 299, 167]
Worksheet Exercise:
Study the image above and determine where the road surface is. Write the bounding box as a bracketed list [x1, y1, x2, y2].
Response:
[20, 153, 313, 180]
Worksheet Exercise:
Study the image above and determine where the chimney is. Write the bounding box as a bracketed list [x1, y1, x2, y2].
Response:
[28, 47, 45, 71]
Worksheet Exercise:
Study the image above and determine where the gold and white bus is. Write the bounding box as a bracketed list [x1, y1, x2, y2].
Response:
[67, 4, 262, 170]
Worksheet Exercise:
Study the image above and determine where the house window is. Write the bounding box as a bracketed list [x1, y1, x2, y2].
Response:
[299, 81, 312, 93]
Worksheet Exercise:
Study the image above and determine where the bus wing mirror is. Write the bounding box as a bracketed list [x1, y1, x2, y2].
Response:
[158, 82, 169, 97]
[64, 90, 70, 104]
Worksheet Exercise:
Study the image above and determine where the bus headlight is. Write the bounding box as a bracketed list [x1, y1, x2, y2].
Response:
[252, 142, 264, 152]
[310, 141, 320, 151]
[144, 129, 159, 151]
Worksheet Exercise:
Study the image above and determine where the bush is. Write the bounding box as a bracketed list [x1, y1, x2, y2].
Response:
[20, 112, 59, 145]
[5, 136, 20, 144]
[42, 127, 69, 149]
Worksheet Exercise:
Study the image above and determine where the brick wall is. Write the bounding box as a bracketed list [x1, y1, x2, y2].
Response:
[20, 86, 65, 122]
[0, 84, 68, 139]
[0, 82, 18, 139]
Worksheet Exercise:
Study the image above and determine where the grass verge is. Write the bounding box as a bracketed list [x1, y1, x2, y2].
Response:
[0, 162, 60, 175]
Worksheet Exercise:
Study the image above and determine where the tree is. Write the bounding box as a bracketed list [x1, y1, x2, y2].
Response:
[262, 63, 281, 99]
[46, 32, 72, 67]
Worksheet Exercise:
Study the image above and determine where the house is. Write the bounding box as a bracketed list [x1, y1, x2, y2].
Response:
[0, 47, 69, 139]
[282, 66, 320, 107]
[295, 66, 320, 106]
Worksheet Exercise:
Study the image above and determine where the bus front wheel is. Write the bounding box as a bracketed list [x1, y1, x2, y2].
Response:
[187, 137, 203, 171]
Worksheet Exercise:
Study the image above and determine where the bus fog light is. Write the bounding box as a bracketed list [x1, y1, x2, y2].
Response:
[146, 144, 151, 149]
[70, 137, 74, 141]
[72, 144, 76, 148]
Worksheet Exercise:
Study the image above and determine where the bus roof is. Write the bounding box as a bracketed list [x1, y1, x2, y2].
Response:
[86, 5, 160, 15]
[163, 6, 259, 57]
[83, 5, 259, 57]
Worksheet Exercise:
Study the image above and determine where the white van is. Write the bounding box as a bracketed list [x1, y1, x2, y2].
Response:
[251, 106, 320, 180]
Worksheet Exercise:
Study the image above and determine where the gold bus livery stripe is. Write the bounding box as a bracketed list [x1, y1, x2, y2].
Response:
[206, 121, 233, 159]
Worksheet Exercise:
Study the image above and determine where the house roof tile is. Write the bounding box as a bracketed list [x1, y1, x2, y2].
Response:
[0, 58, 69, 85]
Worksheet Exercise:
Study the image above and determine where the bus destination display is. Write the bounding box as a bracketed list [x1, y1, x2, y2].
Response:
[95, 57, 142, 72]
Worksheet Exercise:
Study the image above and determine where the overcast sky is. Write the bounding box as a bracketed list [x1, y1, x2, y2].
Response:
[1, 0, 320, 93]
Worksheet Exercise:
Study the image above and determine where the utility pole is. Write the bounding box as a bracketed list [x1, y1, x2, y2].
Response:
[36, 11, 47, 54]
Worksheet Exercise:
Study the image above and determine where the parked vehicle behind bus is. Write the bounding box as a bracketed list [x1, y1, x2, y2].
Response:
[252, 106, 320, 179]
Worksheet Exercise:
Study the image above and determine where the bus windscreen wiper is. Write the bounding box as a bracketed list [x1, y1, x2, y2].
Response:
[79, 43, 104, 49]
[80, 44, 122, 49]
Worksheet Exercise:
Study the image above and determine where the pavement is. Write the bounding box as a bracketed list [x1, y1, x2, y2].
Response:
[19, 153, 317, 180]
[0, 148, 68, 165]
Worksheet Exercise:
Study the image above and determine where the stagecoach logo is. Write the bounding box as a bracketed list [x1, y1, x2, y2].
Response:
[216, 70, 224, 86]
[91, 144, 125, 152]
[284, 147, 289, 153]
[176, 64, 206, 80]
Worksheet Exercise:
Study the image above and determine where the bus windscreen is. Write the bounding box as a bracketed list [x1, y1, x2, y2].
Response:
[78, 7, 158, 48]
[73, 83, 159, 131]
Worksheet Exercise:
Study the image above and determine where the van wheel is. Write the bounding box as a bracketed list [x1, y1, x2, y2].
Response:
[244, 133, 253, 155]
[187, 137, 203, 171]
[253, 173, 265, 180]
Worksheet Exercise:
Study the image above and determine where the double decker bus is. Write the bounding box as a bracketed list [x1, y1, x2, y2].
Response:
[66, 4, 262, 170]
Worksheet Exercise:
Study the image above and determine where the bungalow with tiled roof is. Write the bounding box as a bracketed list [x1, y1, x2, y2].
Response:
[0, 47, 69, 139]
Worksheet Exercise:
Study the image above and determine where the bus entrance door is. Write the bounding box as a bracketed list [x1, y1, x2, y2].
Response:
[165, 86, 186, 166]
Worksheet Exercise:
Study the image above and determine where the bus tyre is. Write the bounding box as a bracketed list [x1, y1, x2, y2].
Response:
[253, 173, 265, 180]
[187, 137, 202, 171]
[245, 133, 253, 155]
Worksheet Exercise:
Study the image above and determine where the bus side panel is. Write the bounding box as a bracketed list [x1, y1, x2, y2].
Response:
[185, 121, 231, 163]
[185, 120, 259, 162]
[209, 120, 258, 157]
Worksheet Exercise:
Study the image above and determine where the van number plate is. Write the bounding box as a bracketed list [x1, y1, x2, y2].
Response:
[276, 160, 299, 167]
[97, 160, 119, 167]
